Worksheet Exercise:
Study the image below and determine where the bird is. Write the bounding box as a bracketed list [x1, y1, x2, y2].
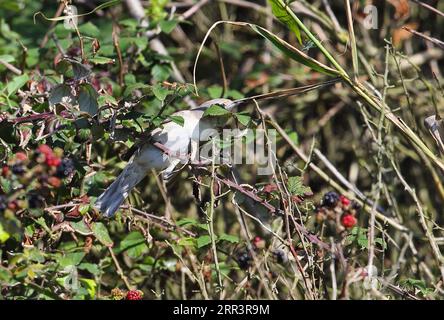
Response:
[94, 98, 234, 218]
[94, 79, 341, 218]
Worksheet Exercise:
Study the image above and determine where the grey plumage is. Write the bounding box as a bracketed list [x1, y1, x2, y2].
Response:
[95, 98, 233, 217]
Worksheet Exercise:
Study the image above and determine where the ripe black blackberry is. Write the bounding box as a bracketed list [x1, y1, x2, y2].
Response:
[28, 193, 44, 209]
[0, 195, 7, 212]
[237, 251, 252, 270]
[322, 191, 339, 208]
[272, 249, 288, 264]
[55, 158, 74, 178]
[11, 164, 25, 176]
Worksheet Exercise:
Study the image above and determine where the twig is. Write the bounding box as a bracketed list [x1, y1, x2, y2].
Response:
[0, 59, 22, 75]
[108, 247, 132, 290]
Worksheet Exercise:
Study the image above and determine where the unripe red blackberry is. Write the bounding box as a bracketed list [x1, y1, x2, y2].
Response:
[341, 214, 357, 229]
[340, 195, 350, 206]
[126, 290, 143, 300]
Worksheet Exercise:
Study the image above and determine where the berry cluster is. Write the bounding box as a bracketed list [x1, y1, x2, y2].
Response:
[111, 288, 143, 300]
[316, 191, 360, 232]
[236, 236, 289, 270]
[0, 145, 75, 214]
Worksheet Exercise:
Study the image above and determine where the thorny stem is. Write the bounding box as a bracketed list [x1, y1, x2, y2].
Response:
[207, 152, 224, 297]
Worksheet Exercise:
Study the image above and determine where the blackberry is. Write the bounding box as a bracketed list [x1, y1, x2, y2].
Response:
[322, 191, 339, 208]
[271, 249, 288, 264]
[126, 290, 143, 300]
[55, 158, 75, 178]
[12, 164, 25, 176]
[351, 200, 362, 210]
[28, 193, 44, 209]
[0, 195, 7, 212]
[237, 251, 252, 270]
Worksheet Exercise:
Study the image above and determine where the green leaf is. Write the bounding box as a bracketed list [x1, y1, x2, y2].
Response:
[59, 252, 85, 267]
[123, 83, 150, 97]
[78, 83, 99, 116]
[249, 24, 338, 76]
[89, 56, 115, 65]
[178, 237, 196, 247]
[0, 223, 10, 243]
[119, 231, 145, 251]
[218, 234, 239, 244]
[208, 85, 223, 99]
[159, 20, 178, 33]
[235, 113, 251, 126]
[203, 104, 231, 117]
[78, 204, 90, 215]
[268, 0, 302, 44]
[151, 64, 171, 82]
[288, 131, 299, 145]
[79, 22, 100, 38]
[152, 83, 170, 101]
[197, 235, 212, 248]
[91, 222, 113, 247]
[70, 220, 93, 236]
[49, 84, 76, 106]
[71, 60, 92, 80]
[0, 54, 15, 63]
[79, 278, 97, 298]
[78, 263, 100, 275]
[169, 115, 184, 127]
[6, 74, 29, 97]
[287, 176, 311, 196]
[177, 218, 199, 227]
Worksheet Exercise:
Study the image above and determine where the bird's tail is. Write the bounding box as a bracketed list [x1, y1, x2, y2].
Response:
[94, 161, 147, 218]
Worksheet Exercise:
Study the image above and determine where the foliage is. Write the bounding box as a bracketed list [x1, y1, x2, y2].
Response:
[1, 0, 444, 300]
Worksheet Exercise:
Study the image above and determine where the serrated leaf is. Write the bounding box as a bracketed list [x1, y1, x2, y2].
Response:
[91, 222, 113, 247]
[203, 104, 231, 117]
[287, 176, 311, 196]
[196, 235, 211, 248]
[78, 83, 99, 116]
